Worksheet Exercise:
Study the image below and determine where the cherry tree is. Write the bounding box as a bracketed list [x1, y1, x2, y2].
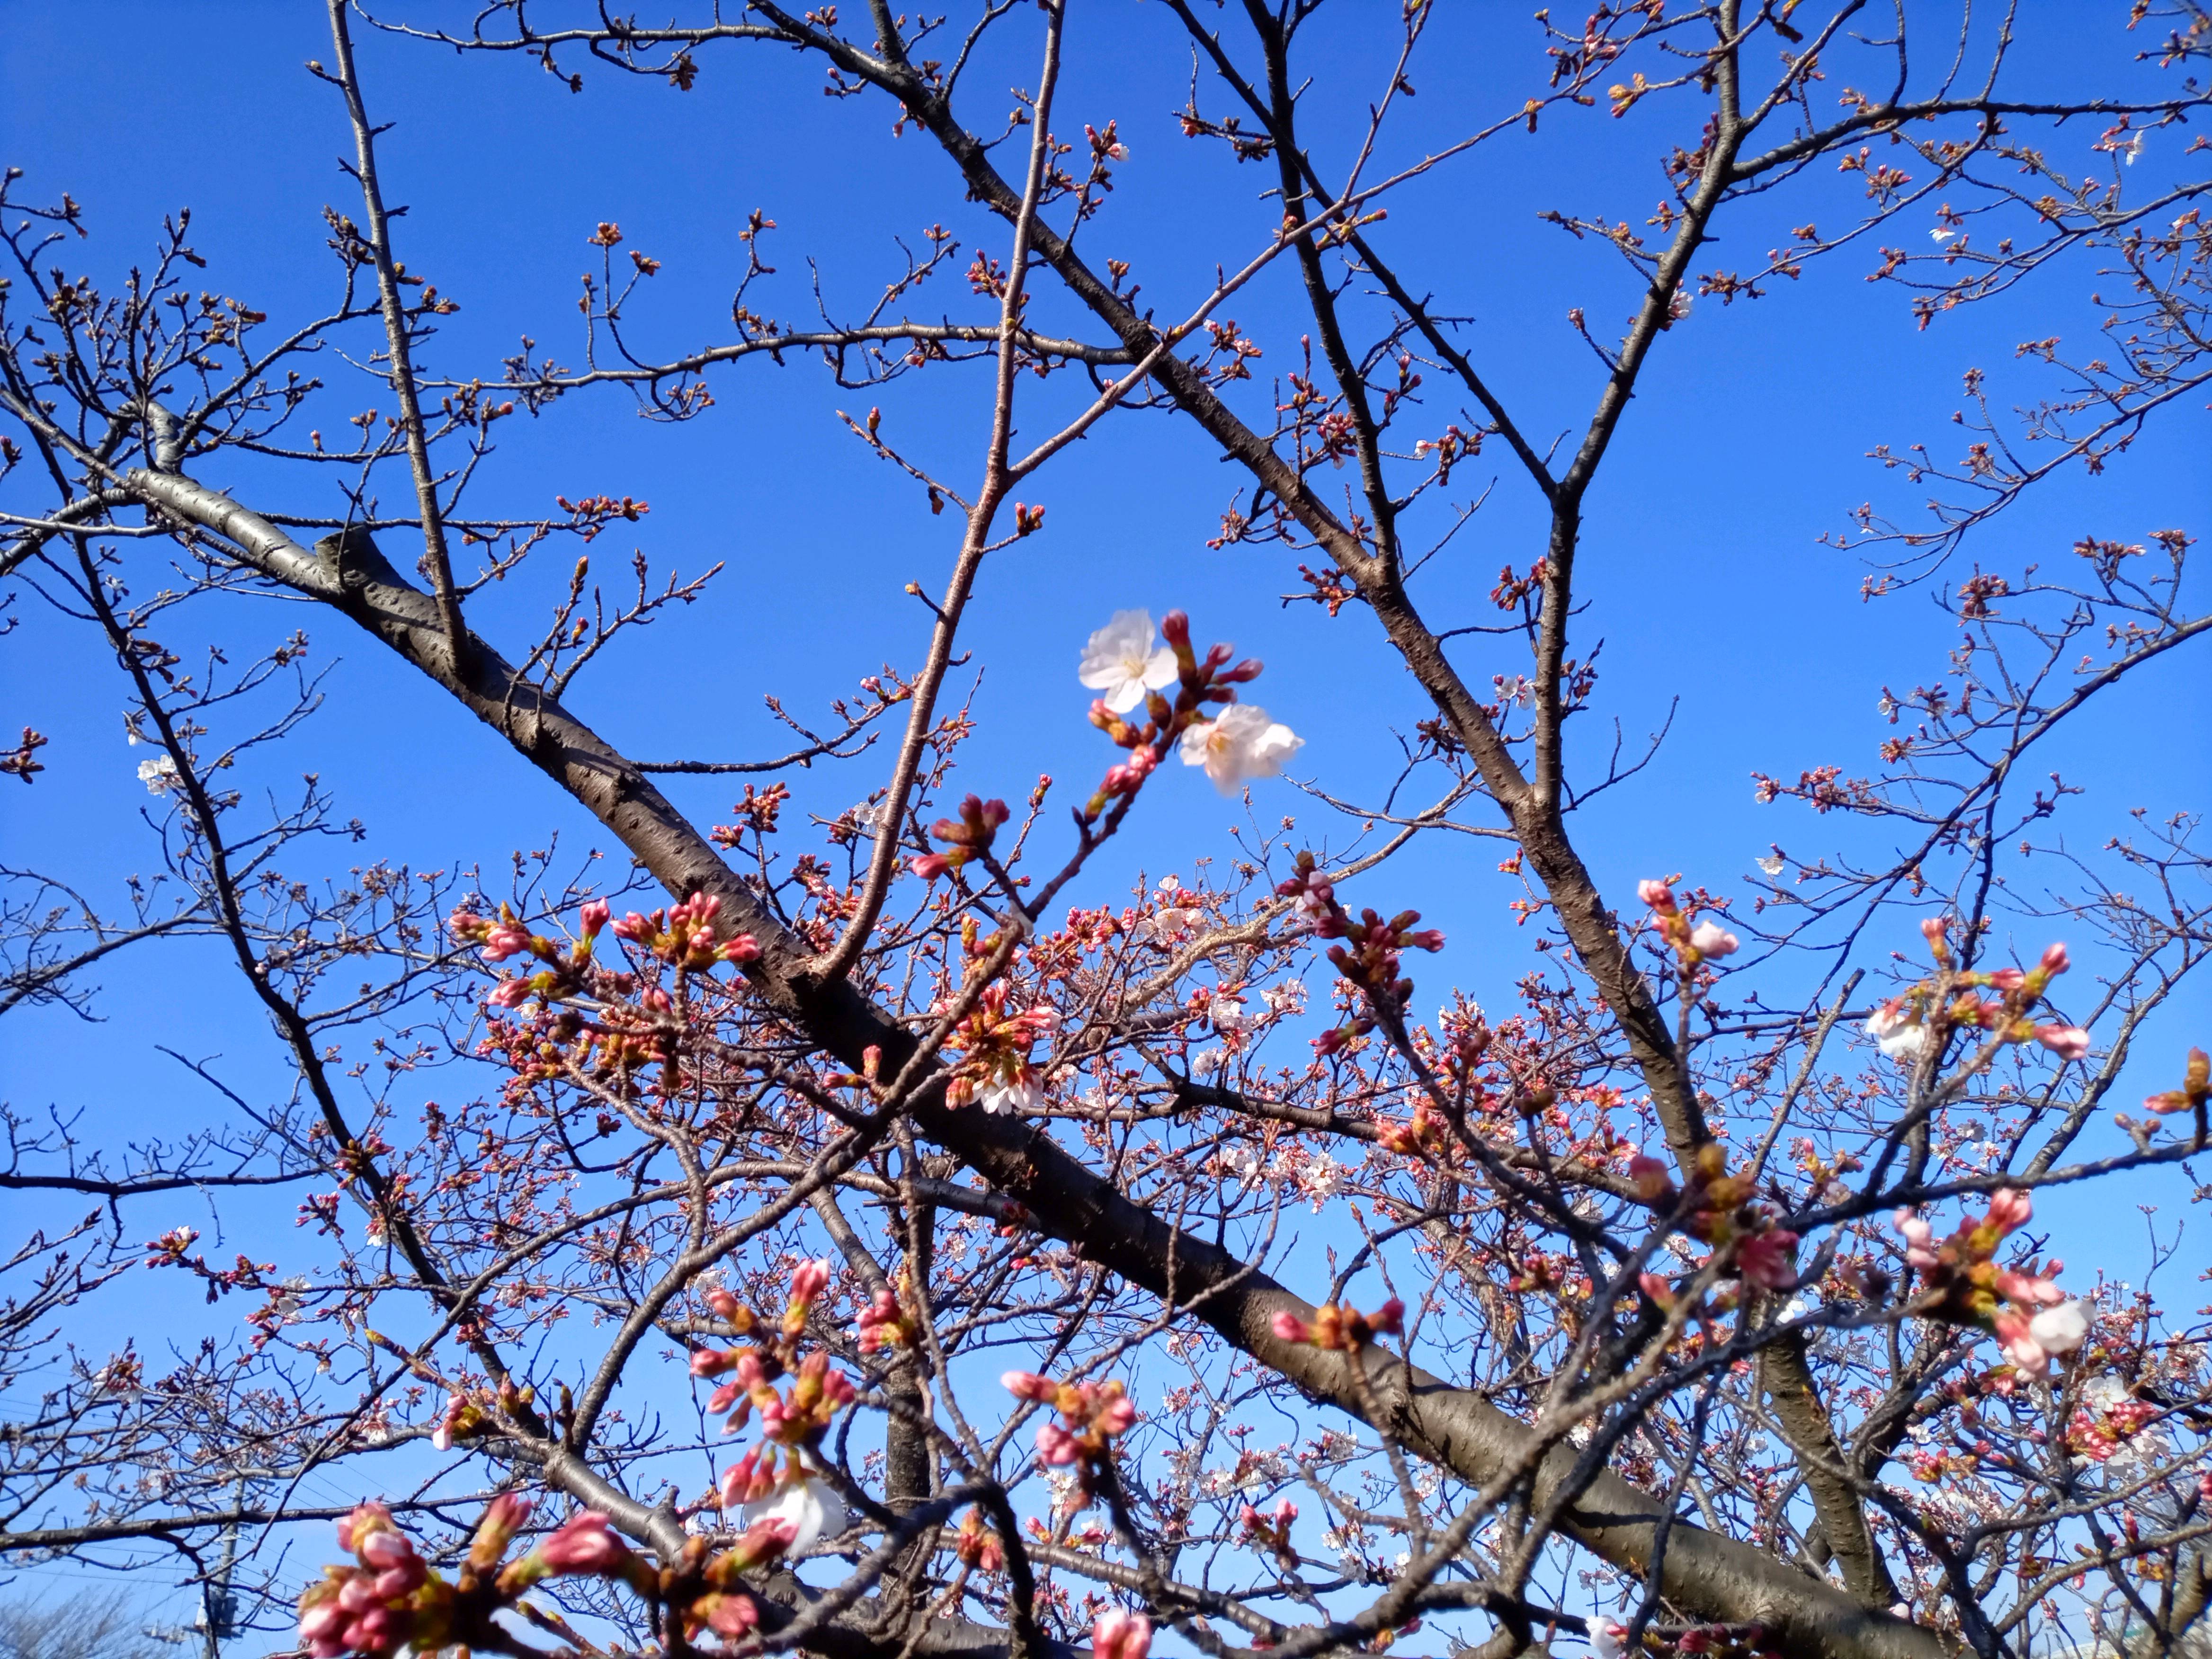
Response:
[2, 4, 2209, 1659]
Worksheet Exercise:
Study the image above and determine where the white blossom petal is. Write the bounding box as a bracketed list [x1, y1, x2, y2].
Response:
[743, 1476, 847, 1557]
[1177, 704, 1303, 795]
[1079, 610, 1179, 714]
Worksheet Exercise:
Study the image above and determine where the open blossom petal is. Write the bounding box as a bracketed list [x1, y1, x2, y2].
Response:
[1867, 1001, 1926, 1060]
[1078, 610, 1178, 714]
[742, 1475, 847, 1557]
[2028, 1299, 2089, 1357]
[980, 1070, 1045, 1116]
[1179, 703, 1302, 795]
[138, 755, 181, 794]
[1688, 922, 1739, 958]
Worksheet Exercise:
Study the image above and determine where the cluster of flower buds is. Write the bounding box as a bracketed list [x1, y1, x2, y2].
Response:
[298, 1482, 830, 1656]
[941, 980, 1059, 1115]
[2141, 1046, 2209, 1118]
[855, 1278, 921, 1354]
[1003, 1370, 1139, 1492]
[1093, 1607, 1154, 1659]
[1079, 609, 1294, 811]
[1275, 853, 1445, 1052]
[1628, 1145, 1799, 1291]
[2068, 1387, 2163, 1463]
[955, 1508, 1007, 1573]
[299, 1499, 675, 1658]
[1865, 926, 2086, 1065]
[1238, 1496, 1298, 1559]
[913, 794, 1011, 881]
[426, 1375, 535, 1454]
[1269, 1297, 1405, 1350]
[298, 1503, 437, 1656]
[447, 902, 594, 1011]
[1637, 879, 1739, 967]
[690, 1261, 856, 1441]
[1376, 1095, 1450, 1161]
[449, 893, 758, 1014]
[607, 892, 760, 972]
[1894, 1188, 2088, 1379]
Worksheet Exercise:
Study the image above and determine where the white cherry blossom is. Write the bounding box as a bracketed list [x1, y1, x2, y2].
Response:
[138, 755, 181, 794]
[980, 1070, 1044, 1116]
[2028, 1299, 2088, 1357]
[1866, 1001, 1927, 1060]
[743, 1475, 847, 1556]
[1079, 610, 1178, 714]
[1178, 703, 1302, 794]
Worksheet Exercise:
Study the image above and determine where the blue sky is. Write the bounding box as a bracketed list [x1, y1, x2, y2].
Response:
[3, 0, 2208, 1640]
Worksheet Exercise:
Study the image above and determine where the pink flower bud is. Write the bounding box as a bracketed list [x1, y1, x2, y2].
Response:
[1000, 1370, 1056, 1402]
[1036, 1421, 1082, 1465]
[1094, 1393, 1138, 1436]
[692, 1348, 735, 1377]
[913, 852, 952, 879]
[612, 911, 655, 942]
[1270, 1310, 1311, 1342]
[536, 1511, 629, 1574]
[486, 977, 531, 1009]
[2034, 1024, 2091, 1061]
[1636, 878, 1676, 911]
[1994, 1309, 2051, 1379]
[1988, 967, 2026, 992]
[1688, 922, 1739, 958]
[337, 1501, 395, 1555]
[480, 922, 533, 963]
[706, 1288, 742, 1321]
[357, 1528, 415, 1572]
[2040, 941, 2070, 975]
[788, 1258, 832, 1306]
[705, 1593, 761, 1636]
[299, 1595, 347, 1644]
[1160, 611, 1190, 648]
[579, 900, 611, 937]
[1987, 1188, 2034, 1233]
[722, 934, 761, 966]
[1093, 1608, 1154, 1659]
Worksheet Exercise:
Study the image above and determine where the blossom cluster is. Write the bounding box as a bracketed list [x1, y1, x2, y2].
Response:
[1269, 1297, 1405, 1350]
[447, 891, 758, 1015]
[1080, 609, 1299, 809]
[1894, 1188, 2087, 1379]
[298, 1498, 712, 1657]
[1629, 1144, 1799, 1293]
[1637, 878, 1739, 967]
[1864, 923, 2086, 1065]
[685, 1260, 859, 1556]
[2141, 1044, 2209, 1118]
[1275, 850, 1445, 1053]
[941, 979, 1060, 1115]
[1002, 1368, 1139, 1496]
